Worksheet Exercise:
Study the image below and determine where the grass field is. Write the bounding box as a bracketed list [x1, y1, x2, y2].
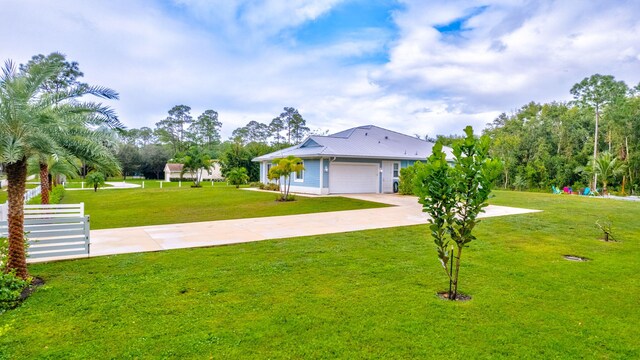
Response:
[61, 184, 389, 229]
[0, 191, 638, 358]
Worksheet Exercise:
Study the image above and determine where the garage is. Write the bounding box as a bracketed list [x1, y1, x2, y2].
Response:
[329, 162, 379, 193]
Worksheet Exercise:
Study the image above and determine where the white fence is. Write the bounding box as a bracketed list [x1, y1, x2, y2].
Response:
[0, 202, 89, 261]
[24, 185, 42, 203]
[0, 216, 90, 260]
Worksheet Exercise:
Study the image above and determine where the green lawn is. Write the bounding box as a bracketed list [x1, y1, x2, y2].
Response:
[1, 191, 639, 358]
[61, 184, 389, 229]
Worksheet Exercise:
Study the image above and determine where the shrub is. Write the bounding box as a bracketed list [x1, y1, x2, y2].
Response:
[248, 182, 262, 188]
[0, 236, 30, 313]
[260, 183, 279, 191]
[399, 165, 418, 195]
[0, 270, 29, 313]
[50, 185, 65, 204]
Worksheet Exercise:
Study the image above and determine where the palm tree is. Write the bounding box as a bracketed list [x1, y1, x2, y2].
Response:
[179, 147, 211, 187]
[268, 156, 304, 201]
[226, 167, 249, 188]
[0, 58, 121, 279]
[585, 151, 627, 194]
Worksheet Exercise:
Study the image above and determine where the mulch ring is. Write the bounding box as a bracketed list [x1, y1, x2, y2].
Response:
[437, 291, 472, 301]
[19, 276, 45, 301]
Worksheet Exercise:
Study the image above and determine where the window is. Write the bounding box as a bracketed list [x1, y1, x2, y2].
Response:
[393, 163, 399, 178]
[294, 161, 304, 182]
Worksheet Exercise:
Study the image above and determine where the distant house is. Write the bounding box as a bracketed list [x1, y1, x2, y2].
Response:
[253, 125, 453, 195]
[163, 161, 224, 182]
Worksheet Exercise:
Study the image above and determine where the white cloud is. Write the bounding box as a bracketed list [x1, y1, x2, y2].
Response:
[1, 0, 639, 141]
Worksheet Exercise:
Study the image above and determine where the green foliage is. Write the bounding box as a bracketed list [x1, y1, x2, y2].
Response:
[85, 171, 106, 192]
[226, 167, 249, 188]
[0, 270, 29, 313]
[50, 185, 65, 204]
[414, 126, 502, 299]
[269, 156, 304, 201]
[398, 164, 418, 195]
[179, 147, 211, 187]
[583, 151, 627, 193]
[487, 74, 640, 194]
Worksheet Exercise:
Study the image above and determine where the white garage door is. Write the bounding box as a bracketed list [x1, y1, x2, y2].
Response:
[329, 162, 379, 194]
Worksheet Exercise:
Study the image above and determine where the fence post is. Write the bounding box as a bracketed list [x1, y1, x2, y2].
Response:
[81, 182, 84, 189]
[85, 215, 91, 257]
[179, 181, 181, 188]
[142, 181, 145, 189]
[0, 202, 7, 222]
[160, 181, 163, 189]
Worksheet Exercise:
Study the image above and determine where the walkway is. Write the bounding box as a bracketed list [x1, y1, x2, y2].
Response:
[85, 194, 540, 259]
[66, 181, 141, 191]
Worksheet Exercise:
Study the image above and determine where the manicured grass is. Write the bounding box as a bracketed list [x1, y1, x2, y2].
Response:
[0, 191, 638, 358]
[61, 185, 389, 229]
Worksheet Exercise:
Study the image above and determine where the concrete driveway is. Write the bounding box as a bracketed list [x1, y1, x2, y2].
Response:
[83, 194, 539, 259]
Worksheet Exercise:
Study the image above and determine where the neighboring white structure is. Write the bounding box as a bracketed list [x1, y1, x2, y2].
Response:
[163, 161, 224, 182]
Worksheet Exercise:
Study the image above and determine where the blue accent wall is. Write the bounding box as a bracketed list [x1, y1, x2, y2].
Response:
[294, 159, 320, 188]
[322, 159, 329, 188]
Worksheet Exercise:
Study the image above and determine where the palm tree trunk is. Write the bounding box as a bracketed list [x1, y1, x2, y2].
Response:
[6, 158, 29, 279]
[40, 163, 50, 205]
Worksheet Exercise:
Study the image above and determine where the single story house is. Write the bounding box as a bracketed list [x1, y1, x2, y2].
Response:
[253, 125, 453, 194]
[164, 161, 224, 182]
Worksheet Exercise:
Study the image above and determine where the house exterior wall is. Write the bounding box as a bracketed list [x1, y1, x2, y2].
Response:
[260, 157, 427, 195]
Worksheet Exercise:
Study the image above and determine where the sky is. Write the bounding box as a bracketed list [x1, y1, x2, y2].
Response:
[2, 0, 640, 139]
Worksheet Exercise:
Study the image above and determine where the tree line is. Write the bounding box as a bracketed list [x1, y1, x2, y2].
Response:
[117, 105, 315, 182]
[484, 74, 640, 194]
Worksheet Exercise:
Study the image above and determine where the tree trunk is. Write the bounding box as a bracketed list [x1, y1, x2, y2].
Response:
[6, 158, 29, 279]
[592, 108, 599, 190]
[39, 163, 50, 205]
[451, 245, 464, 300]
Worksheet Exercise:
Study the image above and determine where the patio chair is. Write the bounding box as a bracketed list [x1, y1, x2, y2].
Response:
[552, 186, 562, 194]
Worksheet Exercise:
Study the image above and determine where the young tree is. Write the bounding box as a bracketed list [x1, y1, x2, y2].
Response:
[86, 171, 106, 192]
[0, 58, 121, 279]
[226, 167, 249, 188]
[414, 126, 501, 300]
[268, 156, 304, 201]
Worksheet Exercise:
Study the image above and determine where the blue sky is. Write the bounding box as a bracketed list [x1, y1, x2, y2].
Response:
[2, 0, 640, 139]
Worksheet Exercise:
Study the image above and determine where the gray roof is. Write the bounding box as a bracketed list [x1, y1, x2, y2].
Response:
[253, 125, 453, 161]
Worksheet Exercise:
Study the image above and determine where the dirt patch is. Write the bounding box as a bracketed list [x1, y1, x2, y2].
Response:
[563, 255, 590, 262]
[437, 291, 472, 301]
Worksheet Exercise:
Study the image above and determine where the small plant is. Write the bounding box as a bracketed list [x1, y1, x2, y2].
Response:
[596, 219, 617, 242]
[0, 270, 30, 313]
[85, 171, 106, 192]
[226, 167, 249, 188]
